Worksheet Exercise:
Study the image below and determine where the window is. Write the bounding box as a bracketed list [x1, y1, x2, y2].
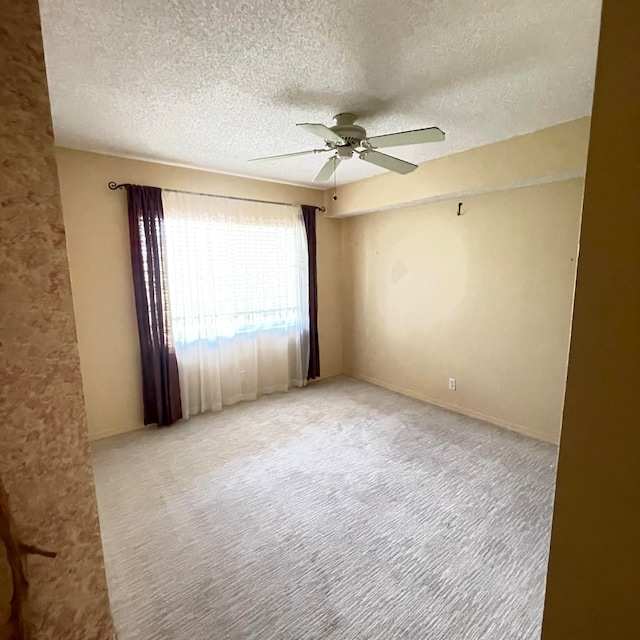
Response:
[165, 217, 304, 342]
[161, 193, 308, 346]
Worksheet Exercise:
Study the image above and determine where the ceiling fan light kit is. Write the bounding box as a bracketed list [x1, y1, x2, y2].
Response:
[249, 113, 445, 183]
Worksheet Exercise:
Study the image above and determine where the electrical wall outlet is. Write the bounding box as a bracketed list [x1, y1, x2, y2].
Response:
[448, 378, 456, 390]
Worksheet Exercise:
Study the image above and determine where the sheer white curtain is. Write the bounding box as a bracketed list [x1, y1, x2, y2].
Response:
[162, 191, 310, 419]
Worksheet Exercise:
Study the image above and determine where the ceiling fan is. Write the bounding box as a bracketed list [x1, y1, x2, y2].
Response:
[249, 113, 445, 183]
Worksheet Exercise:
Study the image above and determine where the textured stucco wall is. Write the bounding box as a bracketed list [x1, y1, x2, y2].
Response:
[0, 1, 113, 637]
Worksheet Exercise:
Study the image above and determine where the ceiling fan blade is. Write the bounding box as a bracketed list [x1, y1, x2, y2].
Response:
[366, 126, 445, 149]
[297, 123, 346, 144]
[249, 148, 328, 163]
[313, 156, 341, 183]
[359, 150, 417, 175]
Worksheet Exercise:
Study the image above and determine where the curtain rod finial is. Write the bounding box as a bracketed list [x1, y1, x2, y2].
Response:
[108, 182, 125, 190]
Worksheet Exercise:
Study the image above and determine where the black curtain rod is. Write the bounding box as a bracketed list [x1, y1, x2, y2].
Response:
[108, 182, 326, 213]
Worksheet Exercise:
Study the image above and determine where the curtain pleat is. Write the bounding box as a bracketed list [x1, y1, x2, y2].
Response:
[125, 185, 182, 426]
[301, 205, 320, 380]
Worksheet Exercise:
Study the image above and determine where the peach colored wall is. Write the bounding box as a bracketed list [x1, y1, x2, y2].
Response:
[0, 1, 113, 637]
[55, 148, 343, 439]
[342, 180, 583, 443]
[541, 1, 640, 636]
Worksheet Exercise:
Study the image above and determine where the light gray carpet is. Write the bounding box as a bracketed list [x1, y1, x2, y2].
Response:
[92, 376, 557, 640]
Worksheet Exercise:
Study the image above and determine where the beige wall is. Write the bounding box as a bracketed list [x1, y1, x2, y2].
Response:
[0, 0, 113, 637]
[335, 120, 591, 444]
[326, 118, 590, 217]
[541, 1, 640, 637]
[342, 180, 583, 443]
[57, 121, 588, 444]
[55, 148, 343, 439]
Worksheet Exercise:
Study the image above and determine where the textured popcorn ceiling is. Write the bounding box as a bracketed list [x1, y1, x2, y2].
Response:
[39, 0, 602, 188]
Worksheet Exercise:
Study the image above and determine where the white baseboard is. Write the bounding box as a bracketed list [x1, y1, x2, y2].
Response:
[346, 371, 560, 446]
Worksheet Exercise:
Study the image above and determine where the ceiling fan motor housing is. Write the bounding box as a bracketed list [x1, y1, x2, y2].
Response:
[330, 112, 366, 147]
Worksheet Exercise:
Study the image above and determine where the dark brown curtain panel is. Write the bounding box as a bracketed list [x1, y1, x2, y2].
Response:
[125, 185, 182, 426]
[301, 205, 320, 379]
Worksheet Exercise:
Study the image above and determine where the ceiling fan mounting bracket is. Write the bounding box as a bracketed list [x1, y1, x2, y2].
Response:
[333, 113, 358, 126]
